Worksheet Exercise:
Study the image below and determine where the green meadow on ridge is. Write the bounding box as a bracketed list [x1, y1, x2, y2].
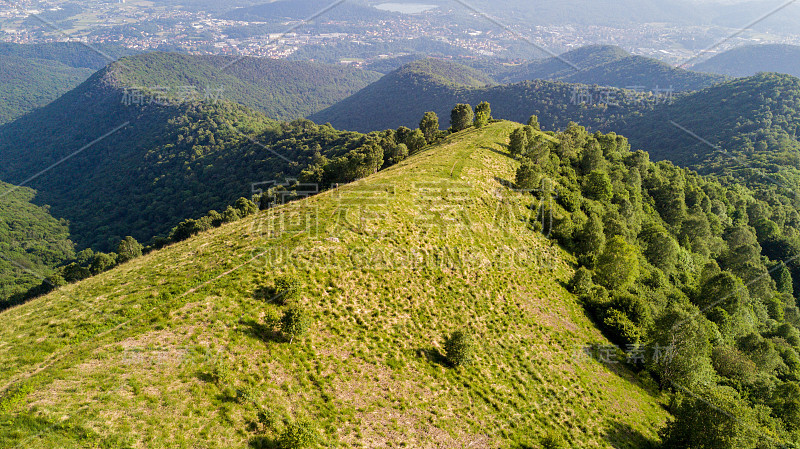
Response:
[0, 122, 668, 448]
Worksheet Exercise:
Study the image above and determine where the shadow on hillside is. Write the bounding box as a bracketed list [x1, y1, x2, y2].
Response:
[494, 176, 514, 189]
[240, 318, 284, 343]
[604, 420, 658, 449]
[249, 436, 280, 449]
[482, 144, 515, 160]
[417, 347, 449, 367]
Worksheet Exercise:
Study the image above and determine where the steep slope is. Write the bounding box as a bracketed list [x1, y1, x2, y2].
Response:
[692, 44, 800, 79]
[0, 55, 94, 125]
[0, 122, 669, 448]
[0, 43, 136, 125]
[0, 53, 383, 251]
[501, 46, 725, 91]
[0, 182, 74, 303]
[311, 58, 652, 132]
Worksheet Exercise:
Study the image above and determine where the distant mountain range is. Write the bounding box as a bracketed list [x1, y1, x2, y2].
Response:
[499, 45, 726, 91]
[692, 44, 800, 79]
[461, 0, 800, 33]
[310, 56, 672, 132]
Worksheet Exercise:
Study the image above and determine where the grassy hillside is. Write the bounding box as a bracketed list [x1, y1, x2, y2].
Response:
[0, 122, 669, 448]
[500, 45, 725, 91]
[0, 181, 74, 302]
[692, 44, 800, 79]
[310, 58, 653, 132]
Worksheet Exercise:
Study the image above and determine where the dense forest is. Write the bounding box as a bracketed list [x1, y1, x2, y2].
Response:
[107, 52, 382, 121]
[617, 73, 800, 179]
[510, 116, 800, 447]
[0, 52, 386, 251]
[0, 181, 74, 301]
[0, 43, 136, 124]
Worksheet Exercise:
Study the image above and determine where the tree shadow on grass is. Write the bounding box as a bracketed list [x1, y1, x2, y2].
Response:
[482, 144, 515, 160]
[494, 176, 515, 189]
[604, 420, 659, 449]
[240, 318, 284, 343]
[417, 347, 450, 367]
[248, 436, 280, 449]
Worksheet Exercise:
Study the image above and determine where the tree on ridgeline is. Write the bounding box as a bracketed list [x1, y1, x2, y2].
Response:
[420, 111, 439, 144]
[527, 114, 541, 131]
[474, 101, 491, 128]
[509, 127, 528, 158]
[450, 104, 474, 132]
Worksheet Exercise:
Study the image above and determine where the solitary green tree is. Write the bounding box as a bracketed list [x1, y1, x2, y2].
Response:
[274, 275, 301, 305]
[117, 236, 143, 263]
[473, 101, 491, 128]
[450, 104, 474, 132]
[277, 421, 316, 449]
[419, 111, 440, 144]
[444, 329, 476, 367]
[234, 197, 258, 216]
[280, 305, 310, 343]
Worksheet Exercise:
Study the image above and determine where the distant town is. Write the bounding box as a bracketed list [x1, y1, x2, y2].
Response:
[3, 0, 800, 66]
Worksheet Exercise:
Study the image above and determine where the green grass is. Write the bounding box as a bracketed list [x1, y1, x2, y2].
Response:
[0, 122, 669, 448]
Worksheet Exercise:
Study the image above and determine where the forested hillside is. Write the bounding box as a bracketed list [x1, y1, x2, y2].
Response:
[692, 44, 800, 78]
[0, 43, 135, 124]
[0, 42, 134, 70]
[507, 117, 800, 447]
[500, 45, 725, 91]
[616, 72, 800, 174]
[0, 53, 386, 252]
[0, 181, 74, 301]
[0, 56, 94, 125]
[108, 52, 382, 121]
[311, 58, 654, 132]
